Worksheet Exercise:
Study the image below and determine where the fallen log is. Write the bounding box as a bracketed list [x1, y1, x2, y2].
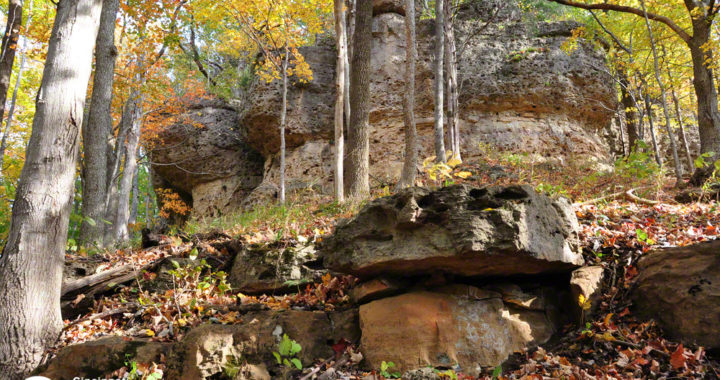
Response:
[61, 258, 167, 299]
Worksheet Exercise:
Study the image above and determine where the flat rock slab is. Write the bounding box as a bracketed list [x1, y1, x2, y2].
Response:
[321, 185, 583, 278]
[632, 240, 720, 349]
[359, 285, 556, 377]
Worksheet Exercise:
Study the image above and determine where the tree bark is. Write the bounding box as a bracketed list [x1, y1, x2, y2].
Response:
[0, 0, 23, 131]
[107, 88, 142, 244]
[0, 0, 103, 377]
[619, 69, 639, 152]
[334, 0, 347, 202]
[0, 0, 33, 175]
[80, 0, 119, 246]
[279, 45, 289, 204]
[641, 0, 682, 182]
[645, 93, 662, 166]
[346, 0, 371, 200]
[397, 0, 417, 189]
[444, 0, 460, 161]
[130, 163, 139, 225]
[433, 0, 446, 163]
[665, 60, 694, 171]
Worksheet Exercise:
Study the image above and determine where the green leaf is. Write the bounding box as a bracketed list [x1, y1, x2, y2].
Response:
[83, 216, 97, 227]
[492, 365, 502, 379]
[279, 334, 292, 356]
[290, 341, 302, 355]
[291, 358, 302, 369]
[283, 358, 291, 368]
[273, 352, 282, 365]
[189, 247, 198, 261]
[636, 228, 648, 242]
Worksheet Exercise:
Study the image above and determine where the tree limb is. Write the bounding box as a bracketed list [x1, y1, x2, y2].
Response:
[547, 0, 692, 43]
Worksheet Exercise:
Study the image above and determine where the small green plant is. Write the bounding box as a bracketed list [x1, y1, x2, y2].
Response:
[535, 183, 568, 198]
[491, 365, 503, 379]
[614, 141, 661, 180]
[273, 334, 302, 379]
[124, 355, 162, 380]
[223, 353, 243, 379]
[435, 368, 459, 380]
[380, 361, 401, 378]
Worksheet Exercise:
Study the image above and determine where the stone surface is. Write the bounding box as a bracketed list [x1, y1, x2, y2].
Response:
[320, 185, 583, 278]
[228, 243, 324, 294]
[149, 98, 264, 217]
[359, 285, 557, 376]
[631, 241, 720, 349]
[38, 337, 170, 379]
[151, 0, 617, 218]
[570, 266, 604, 319]
[350, 278, 405, 304]
[165, 308, 359, 379]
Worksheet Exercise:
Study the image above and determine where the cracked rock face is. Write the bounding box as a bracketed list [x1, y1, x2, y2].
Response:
[320, 184, 583, 278]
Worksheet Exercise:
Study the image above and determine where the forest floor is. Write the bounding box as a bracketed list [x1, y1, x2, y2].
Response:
[53, 155, 720, 379]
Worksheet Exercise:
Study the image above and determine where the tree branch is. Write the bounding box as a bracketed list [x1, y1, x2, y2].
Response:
[547, 0, 692, 43]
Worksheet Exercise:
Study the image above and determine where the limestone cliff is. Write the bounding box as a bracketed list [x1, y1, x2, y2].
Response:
[151, 0, 617, 217]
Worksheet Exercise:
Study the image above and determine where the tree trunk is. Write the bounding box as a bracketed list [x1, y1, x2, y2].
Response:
[433, 0, 446, 163]
[0, 0, 102, 377]
[397, 0, 417, 189]
[80, 0, 119, 246]
[107, 89, 142, 244]
[0, 0, 22, 129]
[346, 0, 371, 200]
[279, 45, 289, 204]
[645, 94, 662, 166]
[333, 0, 347, 202]
[130, 163, 139, 225]
[666, 65, 694, 171]
[641, 0, 682, 182]
[444, 0, 460, 161]
[0, 0, 33, 175]
[687, 24, 720, 184]
[619, 69, 638, 152]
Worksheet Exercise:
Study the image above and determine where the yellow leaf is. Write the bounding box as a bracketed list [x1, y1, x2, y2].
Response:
[455, 171, 472, 179]
[601, 332, 615, 342]
[604, 313, 614, 325]
[447, 156, 462, 168]
[578, 294, 586, 307]
[145, 329, 155, 337]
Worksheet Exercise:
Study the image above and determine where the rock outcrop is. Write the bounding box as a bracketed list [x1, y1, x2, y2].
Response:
[320, 185, 583, 278]
[360, 285, 558, 376]
[39, 309, 359, 380]
[149, 98, 264, 218]
[322, 185, 580, 375]
[151, 0, 616, 217]
[631, 240, 720, 349]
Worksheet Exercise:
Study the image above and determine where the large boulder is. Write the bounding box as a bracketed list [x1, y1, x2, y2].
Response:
[149, 98, 264, 217]
[360, 285, 558, 376]
[320, 185, 583, 278]
[631, 241, 720, 349]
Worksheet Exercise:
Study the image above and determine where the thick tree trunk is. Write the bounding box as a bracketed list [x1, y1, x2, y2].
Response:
[279, 45, 289, 204]
[0, 0, 102, 377]
[645, 94, 662, 166]
[641, 0, 682, 182]
[397, 0, 417, 189]
[346, 0, 371, 200]
[0, 0, 33, 175]
[684, 2, 720, 184]
[0, 0, 22, 128]
[444, 0, 460, 161]
[334, 0, 347, 202]
[433, 0, 446, 163]
[80, 0, 119, 246]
